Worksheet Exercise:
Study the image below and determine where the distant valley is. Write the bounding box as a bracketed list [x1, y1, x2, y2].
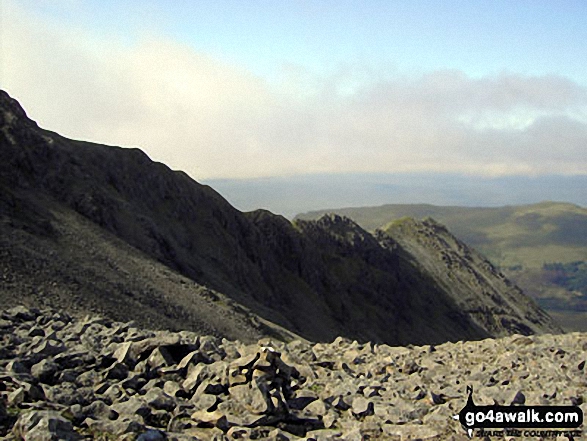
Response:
[297, 202, 587, 331]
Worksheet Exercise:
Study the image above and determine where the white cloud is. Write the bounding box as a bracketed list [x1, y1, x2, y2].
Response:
[2, 1, 587, 180]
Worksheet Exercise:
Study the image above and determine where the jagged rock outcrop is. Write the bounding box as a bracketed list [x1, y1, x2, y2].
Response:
[0, 307, 584, 440]
[0, 90, 561, 345]
[383, 217, 560, 336]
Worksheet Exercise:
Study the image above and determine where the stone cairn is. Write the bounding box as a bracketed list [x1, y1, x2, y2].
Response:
[0, 306, 585, 440]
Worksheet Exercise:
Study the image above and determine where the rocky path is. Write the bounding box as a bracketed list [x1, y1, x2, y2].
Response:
[0, 306, 585, 440]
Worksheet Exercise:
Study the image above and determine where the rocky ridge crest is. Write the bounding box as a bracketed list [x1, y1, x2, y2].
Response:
[383, 217, 557, 337]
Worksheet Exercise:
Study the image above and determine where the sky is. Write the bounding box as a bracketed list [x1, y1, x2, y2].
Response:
[2, 0, 587, 185]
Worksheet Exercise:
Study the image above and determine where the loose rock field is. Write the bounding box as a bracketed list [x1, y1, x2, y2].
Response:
[0, 307, 585, 440]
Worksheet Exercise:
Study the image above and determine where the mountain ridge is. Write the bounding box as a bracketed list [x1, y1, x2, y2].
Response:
[296, 201, 587, 331]
[382, 217, 553, 336]
[0, 90, 561, 344]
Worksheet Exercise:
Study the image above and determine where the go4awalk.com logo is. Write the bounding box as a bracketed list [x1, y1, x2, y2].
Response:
[455, 386, 583, 438]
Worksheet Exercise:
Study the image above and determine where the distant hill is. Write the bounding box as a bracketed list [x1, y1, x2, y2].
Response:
[297, 203, 587, 331]
[0, 90, 561, 344]
[206, 174, 587, 219]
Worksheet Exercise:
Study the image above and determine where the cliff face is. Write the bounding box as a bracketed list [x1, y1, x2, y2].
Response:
[0, 90, 561, 344]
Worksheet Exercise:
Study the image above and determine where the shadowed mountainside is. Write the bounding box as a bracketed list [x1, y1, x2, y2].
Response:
[0, 90, 561, 344]
[296, 203, 587, 331]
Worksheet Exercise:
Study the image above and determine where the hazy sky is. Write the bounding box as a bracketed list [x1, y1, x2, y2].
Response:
[2, 0, 587, 180]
